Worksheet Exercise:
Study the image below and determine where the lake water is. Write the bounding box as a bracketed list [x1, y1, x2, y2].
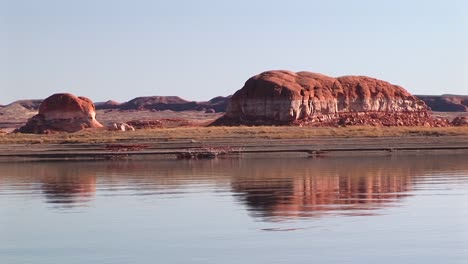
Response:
[1, 154, 467, 264]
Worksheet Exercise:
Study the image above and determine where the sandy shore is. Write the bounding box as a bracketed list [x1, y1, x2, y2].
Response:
[1, 109, 467, 161]
[1, 127, 467, 161]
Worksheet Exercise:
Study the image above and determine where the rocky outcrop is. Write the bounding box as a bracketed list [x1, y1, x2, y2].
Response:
[219, 70, 445, 126]
[17, 93, 103, 133]
[107, 123, 135, 131]
[309, 111, 449, 127]
[416, 95, 468, 112]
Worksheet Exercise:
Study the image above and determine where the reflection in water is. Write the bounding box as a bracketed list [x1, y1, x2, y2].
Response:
[40, 167, 96, 205]
[0, 162, 97, 207]
[231, 158, 416, 219]
[0, 155, 467, 219]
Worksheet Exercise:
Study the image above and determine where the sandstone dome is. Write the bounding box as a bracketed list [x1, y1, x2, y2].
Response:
[17, 93, 103, 133]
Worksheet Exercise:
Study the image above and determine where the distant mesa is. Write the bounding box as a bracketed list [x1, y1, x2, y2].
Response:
[199, 96, 232, 113]
[17, 93, 103, 133]
[1, 99, 43, 111]
[95, 100, 121, 110]
[451, 116, 468, 126]
[15, 99, 44, 110]
[215, 70, 450, 126]
[0, 100, 43, 114]
[120, 96, 196, 111]
[0, 101, 40, 117]
[415, 94, 468, 112]
[118, 96, 230, 113]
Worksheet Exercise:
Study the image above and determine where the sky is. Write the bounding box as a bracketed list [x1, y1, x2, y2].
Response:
[0, 0, 467, 104]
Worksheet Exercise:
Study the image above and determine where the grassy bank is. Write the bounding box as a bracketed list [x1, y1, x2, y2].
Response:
[1, 126, 468, 145]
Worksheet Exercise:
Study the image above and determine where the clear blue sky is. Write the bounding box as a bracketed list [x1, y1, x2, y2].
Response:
[0, 0, 467, 104]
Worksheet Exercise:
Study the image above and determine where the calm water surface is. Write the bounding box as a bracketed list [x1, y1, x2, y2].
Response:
[1, 155, 467, 264]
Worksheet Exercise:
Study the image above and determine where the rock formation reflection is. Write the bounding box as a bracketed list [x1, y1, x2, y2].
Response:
[40, 165, 96, 206]
[233, 167, 413, 219]
[0, 162, 96, 207]
[230, 155, 468, 220]
[0, 155, 467, 217]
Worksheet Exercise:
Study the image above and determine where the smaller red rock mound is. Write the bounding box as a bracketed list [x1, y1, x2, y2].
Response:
[17, 93, 103, 133]
[38, 94, 96, 117]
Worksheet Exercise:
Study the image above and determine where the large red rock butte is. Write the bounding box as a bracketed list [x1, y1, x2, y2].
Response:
[17, 93, 103, 133]
[220, 70, 449, 126]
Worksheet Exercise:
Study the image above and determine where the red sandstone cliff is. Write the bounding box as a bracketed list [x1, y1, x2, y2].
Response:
[219, 70, 448, 126]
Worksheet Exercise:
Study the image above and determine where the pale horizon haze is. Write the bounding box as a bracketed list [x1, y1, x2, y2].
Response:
[0, 0, 467, 104]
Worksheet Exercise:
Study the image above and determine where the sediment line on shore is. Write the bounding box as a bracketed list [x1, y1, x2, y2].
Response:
[1, 135, 467, 161]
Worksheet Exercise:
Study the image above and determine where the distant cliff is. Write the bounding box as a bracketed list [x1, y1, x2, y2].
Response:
[96, 96, 230, 113]
[415, 95, 468, 112]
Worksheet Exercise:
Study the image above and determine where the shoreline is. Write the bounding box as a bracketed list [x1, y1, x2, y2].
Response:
[1, 126, 467, 161]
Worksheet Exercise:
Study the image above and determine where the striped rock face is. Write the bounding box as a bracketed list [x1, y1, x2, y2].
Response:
[225, 70, 429, 125]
